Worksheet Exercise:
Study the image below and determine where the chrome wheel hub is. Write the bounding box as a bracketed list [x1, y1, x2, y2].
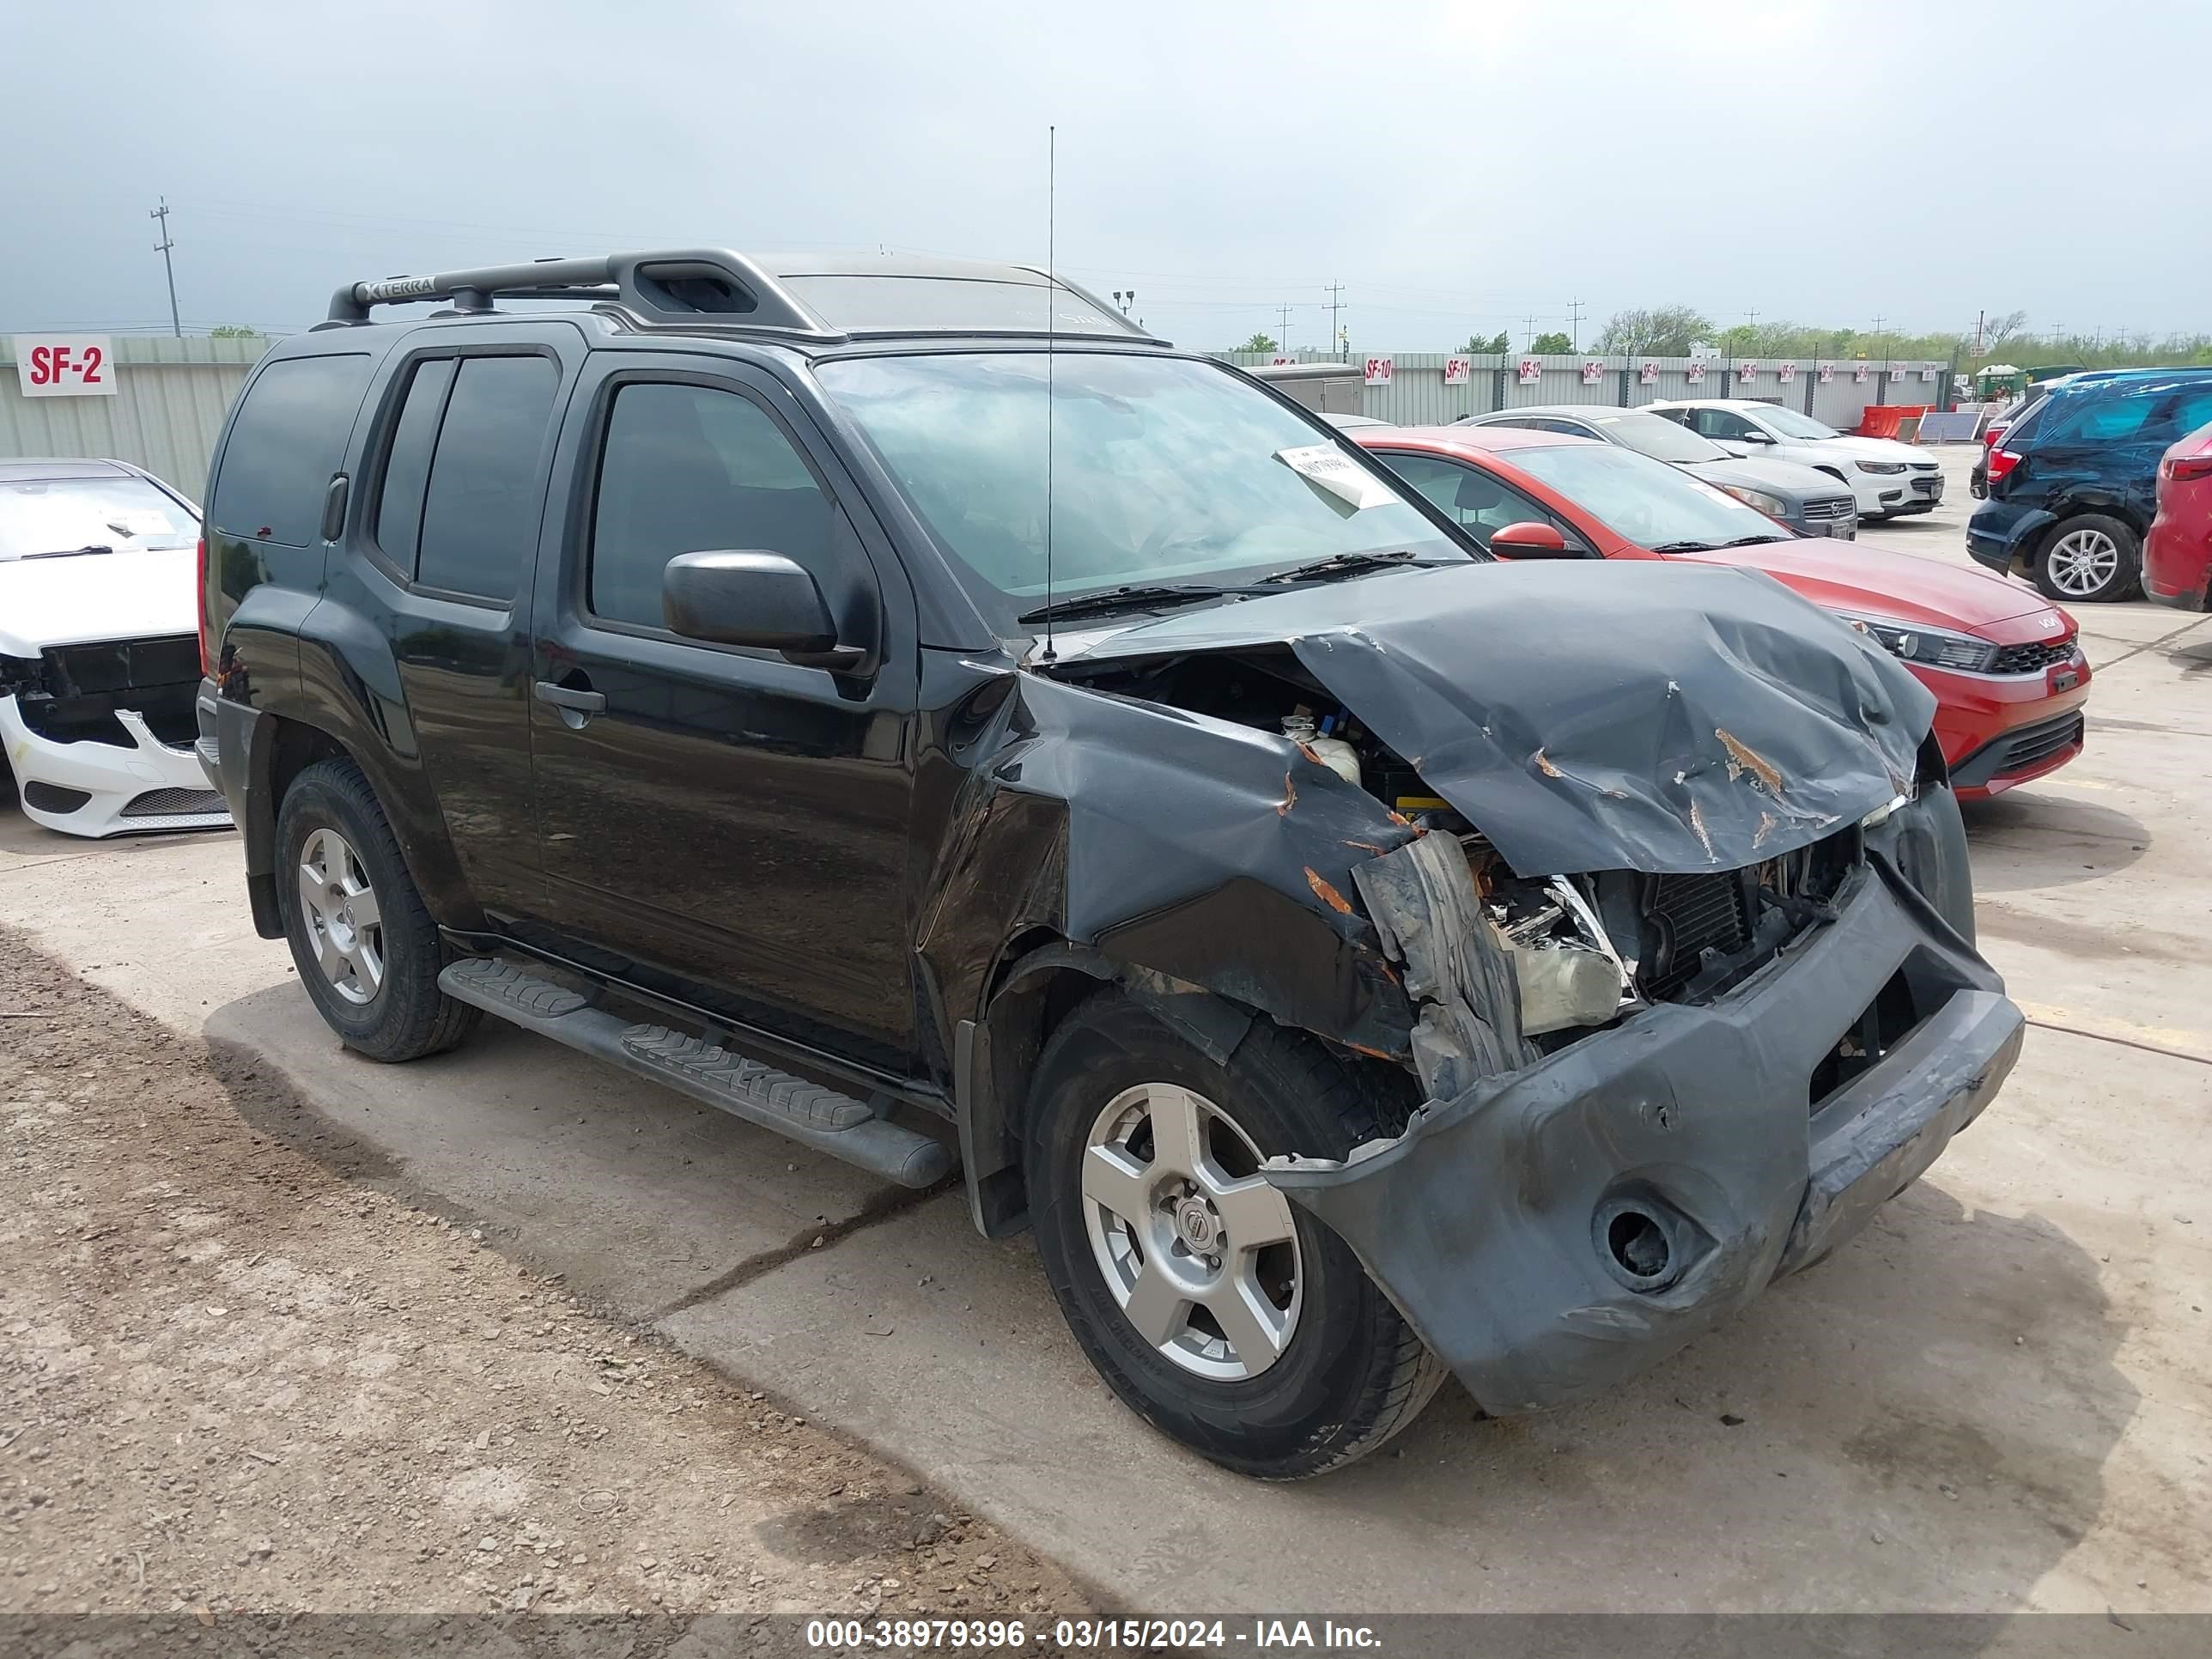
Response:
[1080, 1082, 1303, 1381]
[298, 826, 384, 1006]
[2047, 528, 2120, 596]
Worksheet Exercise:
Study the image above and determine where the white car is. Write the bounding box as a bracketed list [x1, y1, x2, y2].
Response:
[0, 459, 231, 837]
[1642, 398, 1945, 520]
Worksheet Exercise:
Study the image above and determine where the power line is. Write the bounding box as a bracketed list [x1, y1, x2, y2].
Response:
[1276, 303, 1292, 355]
[1325, 283, 1345, 357]
[1568, 296, 1584, 351]
[149, 198, 180, 338]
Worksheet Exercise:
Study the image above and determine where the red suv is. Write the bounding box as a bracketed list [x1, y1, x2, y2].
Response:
[1356, 425, 2091, 799]
[2146, 421, 2212, 611]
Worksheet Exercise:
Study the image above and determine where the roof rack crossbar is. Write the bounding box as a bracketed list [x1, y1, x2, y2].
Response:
[323, 249, 841, 336]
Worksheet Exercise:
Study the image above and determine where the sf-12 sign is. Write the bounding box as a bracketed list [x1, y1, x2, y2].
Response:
[1443, 356, 1472, 386]
[1364, 356, 1394, 386]
[15, 334, 118, 398]
[1516, 358, 1541, 386]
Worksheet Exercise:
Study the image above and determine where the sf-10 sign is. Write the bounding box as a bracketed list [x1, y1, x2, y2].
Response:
[1364, 356, 1394, 386]
[15, 335, 118, 398]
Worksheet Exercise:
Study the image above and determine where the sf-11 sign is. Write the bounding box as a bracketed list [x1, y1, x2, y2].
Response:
[15, 335, 118, 398]
[1443, 356, 1472, 386]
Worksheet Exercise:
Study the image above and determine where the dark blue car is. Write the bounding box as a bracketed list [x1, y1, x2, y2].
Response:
[1968, 368, 2212, 602]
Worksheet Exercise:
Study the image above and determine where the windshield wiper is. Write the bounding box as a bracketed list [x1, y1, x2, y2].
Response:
[1257, 549, 1449, 584]
[22, 544, 116, 560]
[1017, 583, 1243, 625]
[1650, 533, 1790, 554]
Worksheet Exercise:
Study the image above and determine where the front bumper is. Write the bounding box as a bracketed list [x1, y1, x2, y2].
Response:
[1921, 655, 2091, 800]
[1265, 845, 2021, 1416]
[2, 693, 232, 838]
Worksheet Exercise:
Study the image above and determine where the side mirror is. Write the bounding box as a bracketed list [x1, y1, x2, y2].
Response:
[662, 550, 865, 670]
[1489, 520, 1571, 555]
[1738, 428, 1776, 444]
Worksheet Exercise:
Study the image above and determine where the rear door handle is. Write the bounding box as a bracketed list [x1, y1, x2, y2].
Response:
[533, 680, 605, 714]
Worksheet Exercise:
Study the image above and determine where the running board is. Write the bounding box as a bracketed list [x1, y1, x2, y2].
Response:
[437, 958, 951, 1188]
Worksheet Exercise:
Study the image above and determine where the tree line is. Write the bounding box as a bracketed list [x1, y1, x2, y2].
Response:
[1238, 305, 2211, 368]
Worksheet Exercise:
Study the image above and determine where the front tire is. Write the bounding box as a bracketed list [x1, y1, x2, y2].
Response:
[275, 756, 479, 1061]
[1025, 990, 1443, 1479]
[2033, 513, 2141, 603]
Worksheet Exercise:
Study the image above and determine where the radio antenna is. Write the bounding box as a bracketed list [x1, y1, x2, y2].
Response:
[1039, 124, 1059, 665]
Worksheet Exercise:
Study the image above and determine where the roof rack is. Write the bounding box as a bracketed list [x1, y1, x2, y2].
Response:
[319, 247, 1170, 348]
[323, 249, 842, 335]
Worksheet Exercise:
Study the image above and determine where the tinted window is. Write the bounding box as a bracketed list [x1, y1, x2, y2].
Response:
[210, 355, 373, 546]
[414, 356, 559, 601]
[1378, 453, 1579, 550]
[372, 357, 458, 574]
[1688, 408, 1755, 441]
[589, 382, 841, 629]
[0, 473, 198, 562]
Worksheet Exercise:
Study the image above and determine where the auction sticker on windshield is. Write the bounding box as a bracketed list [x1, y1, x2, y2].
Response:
[1275, 444, 1402, 510]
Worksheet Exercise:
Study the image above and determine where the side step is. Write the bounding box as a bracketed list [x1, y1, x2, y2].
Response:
[438, 958, 951, 1188]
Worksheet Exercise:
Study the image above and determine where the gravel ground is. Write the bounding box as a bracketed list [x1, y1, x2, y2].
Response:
[0, 926, 1097, 1632]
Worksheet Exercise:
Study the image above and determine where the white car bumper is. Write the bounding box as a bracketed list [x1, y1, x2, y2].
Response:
[1853, 465, 1946, 518]
[2, 694, 232, 838]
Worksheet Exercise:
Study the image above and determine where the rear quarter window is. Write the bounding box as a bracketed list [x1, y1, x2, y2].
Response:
[210, 355, 374, 546]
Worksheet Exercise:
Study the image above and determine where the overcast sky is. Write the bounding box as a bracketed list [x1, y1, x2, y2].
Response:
[4, 1, 2202, 351]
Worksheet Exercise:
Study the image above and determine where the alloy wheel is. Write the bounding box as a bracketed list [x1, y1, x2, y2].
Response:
[1080, 1082, 1303, 1381]
[2045, 527, 2121, 597]
[297, 826, 385, 1006]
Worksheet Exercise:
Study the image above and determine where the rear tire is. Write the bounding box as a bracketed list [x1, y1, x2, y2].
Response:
[1025, 990, 1443, 1479]
[2033, 513, 2141, 603]
[275, 756, 479, 1062]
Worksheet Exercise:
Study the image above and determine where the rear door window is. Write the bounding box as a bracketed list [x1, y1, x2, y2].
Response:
[210, 354, 374, 546]
[1376, 452, 1576, 550]
[371, 357, 459, 575]
[413, 356, 561, 603]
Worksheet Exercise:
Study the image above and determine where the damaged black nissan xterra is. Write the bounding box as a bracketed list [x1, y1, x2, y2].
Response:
[196, 250, 2023, 1478]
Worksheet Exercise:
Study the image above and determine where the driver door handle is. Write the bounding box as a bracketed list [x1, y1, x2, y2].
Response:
[534, 679, 605, 720]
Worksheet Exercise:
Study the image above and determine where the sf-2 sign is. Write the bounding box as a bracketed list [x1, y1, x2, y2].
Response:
[15, 335, 118, 398]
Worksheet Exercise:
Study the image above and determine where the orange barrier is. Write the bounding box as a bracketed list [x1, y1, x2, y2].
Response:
[1856, 404, 1929, 440]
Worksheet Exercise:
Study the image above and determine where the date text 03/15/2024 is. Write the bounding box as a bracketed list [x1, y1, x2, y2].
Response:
[804, 1617, 1383, 1650]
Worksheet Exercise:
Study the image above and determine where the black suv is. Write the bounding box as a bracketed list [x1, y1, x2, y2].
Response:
[198, 249, 2022, 1477]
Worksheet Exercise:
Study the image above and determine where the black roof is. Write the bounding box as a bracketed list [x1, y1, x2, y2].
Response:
[0, 458, 135, 481]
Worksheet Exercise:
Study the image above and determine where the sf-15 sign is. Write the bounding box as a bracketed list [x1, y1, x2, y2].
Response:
[15, 335, 118, 398]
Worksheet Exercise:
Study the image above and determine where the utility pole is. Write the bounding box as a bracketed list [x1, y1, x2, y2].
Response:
[1276, 303, 1293, 356]
[149, 197, 180, 337]
[1324, 283, 1345, 358]
[1568, 296, 1584, 351]
[1522, 313, 1538, 351]
[1973, 308, 1984, 356]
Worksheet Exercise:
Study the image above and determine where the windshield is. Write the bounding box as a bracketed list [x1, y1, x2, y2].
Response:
[1583, 411, 1729, 464]
[814, 352, 1464, 630]
[1504, 442, 1792, 549]
[0, 474, 199, 561]
[1753, 406, 1841, 441]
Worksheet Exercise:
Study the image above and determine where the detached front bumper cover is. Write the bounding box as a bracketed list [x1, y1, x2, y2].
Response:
[1263, 832, 2023, 1417]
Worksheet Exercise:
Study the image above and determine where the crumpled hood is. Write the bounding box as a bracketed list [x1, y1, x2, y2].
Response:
[0, 547, 198, 655]
[1053, 560, 1936, 876]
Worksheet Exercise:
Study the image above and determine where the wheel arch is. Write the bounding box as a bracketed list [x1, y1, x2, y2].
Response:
[957, 934, 1262, 1239]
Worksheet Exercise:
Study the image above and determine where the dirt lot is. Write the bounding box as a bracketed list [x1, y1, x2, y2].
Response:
[0, 928, 1096, 1626]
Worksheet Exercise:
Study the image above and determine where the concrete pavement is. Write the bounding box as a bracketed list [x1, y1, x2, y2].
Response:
[3, 462, 2207, 1613]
